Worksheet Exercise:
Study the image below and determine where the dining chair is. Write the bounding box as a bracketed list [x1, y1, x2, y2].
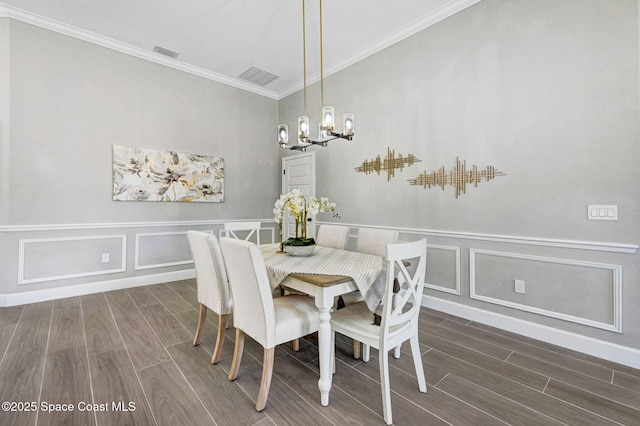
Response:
[330, 238, 428, 425]
[220, 237, 320, 412]
[351, 228, 399, 361]
[225, 220, 289, 293]
[316, 224, 349, 250]
[356, 228, 399, 259]
[187, 231, 233, 364]
[222, 221, 261, 244]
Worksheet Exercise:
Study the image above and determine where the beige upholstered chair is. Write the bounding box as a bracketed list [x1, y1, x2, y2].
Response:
[331, 238, 428, 425]
[352, 228, 399, 361]
[187, 231, 233, 364]
[316, 224, 349, 250]
[356, 228, 399, 258]
[222, 221, 261, 244]
[220, 237, 319, 412]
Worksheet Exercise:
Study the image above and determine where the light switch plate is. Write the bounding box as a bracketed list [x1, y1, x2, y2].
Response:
[588, 205, 618, 221]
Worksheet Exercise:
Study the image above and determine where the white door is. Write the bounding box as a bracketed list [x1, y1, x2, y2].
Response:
[282, 151, 316, 239]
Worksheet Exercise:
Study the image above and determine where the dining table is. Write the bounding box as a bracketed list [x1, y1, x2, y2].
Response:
[260, 243, 385, 406]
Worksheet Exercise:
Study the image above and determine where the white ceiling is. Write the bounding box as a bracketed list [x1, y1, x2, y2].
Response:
[0, 0, 482, 99]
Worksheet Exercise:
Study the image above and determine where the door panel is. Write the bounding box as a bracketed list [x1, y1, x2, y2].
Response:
[282, 152, 316, 239]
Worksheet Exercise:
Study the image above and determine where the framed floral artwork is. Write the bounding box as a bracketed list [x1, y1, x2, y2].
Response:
[112, 145, 224, 202]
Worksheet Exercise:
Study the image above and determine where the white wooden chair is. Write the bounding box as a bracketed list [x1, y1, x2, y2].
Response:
[316, 224, 349, 250]
[330, 238, 428, 425]
[352, 228, 399, 361]
[186, 231, 233, 364]
[220, 237, 319, 412]
[222, 221, 261, 244]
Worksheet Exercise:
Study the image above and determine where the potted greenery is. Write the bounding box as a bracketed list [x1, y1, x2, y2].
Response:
[273, 189, 338, 255]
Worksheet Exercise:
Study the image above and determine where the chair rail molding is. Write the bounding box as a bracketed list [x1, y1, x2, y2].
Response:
[0, 218, 278, 232]
[315, 221, 639, 254]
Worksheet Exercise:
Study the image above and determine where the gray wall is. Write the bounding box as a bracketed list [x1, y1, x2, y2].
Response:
[0, 19, 280, 296]
[280, 0, 640, 349]
[1, 0, 639, 355]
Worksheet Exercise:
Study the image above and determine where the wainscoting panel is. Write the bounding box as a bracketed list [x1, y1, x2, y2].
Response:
[135, 232, 193, 270]
[18, 235, 127, 284]
[425, 244, 461, 295]
[470, 249, 622, 332]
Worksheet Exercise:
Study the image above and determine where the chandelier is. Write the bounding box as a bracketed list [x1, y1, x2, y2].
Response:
[278, 0, 355, 151]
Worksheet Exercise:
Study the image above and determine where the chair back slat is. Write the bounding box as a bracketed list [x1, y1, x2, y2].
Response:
[380, 239, 427, 340]
[223, 221, 261, 244]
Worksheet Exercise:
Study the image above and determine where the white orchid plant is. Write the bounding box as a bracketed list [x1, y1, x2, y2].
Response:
[273, 189, 338, 248]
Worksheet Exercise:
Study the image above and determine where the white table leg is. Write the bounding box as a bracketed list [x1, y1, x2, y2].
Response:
[315, 290, 335, 406]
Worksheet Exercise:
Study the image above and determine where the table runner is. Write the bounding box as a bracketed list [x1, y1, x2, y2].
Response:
[261, 244, 385, 312]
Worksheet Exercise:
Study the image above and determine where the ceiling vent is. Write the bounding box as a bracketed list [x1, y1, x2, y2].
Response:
[238, 66, 279, 86]
[153, 45, 179, 59]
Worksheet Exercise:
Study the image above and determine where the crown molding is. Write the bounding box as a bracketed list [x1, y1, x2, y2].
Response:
[0, 3, 280, 100]
[1, 1, 483, 101]
[277, 0, 484, 99]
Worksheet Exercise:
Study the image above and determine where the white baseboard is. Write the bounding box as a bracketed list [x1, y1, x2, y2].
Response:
[422, 295, 640, 370]
[0, 270, 196, 307]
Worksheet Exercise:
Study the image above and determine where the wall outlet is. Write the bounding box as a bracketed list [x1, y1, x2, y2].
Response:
[101, 253, 110, 263]
[514, 279, 525, 294]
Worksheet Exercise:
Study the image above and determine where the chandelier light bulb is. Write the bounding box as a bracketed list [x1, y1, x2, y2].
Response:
[277, 124, 289, 147]
[298, 116, 310, 142]
[322, 106, 335, 132]
[343, 113, 355, 137]
[318, 123, 326, 139]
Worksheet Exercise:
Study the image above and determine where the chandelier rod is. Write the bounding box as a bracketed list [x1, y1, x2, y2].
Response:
[302, 0, 308, 118]
[277, 0, 354, 151]
[319, 0, 324, 108]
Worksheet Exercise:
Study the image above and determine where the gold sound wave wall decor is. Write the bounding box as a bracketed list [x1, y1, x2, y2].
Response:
[408, 157, 506, 198]
[354, 147, 421, 181]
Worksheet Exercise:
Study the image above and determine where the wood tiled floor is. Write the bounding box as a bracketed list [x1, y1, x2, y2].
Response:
[1, 279, 639, 425]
